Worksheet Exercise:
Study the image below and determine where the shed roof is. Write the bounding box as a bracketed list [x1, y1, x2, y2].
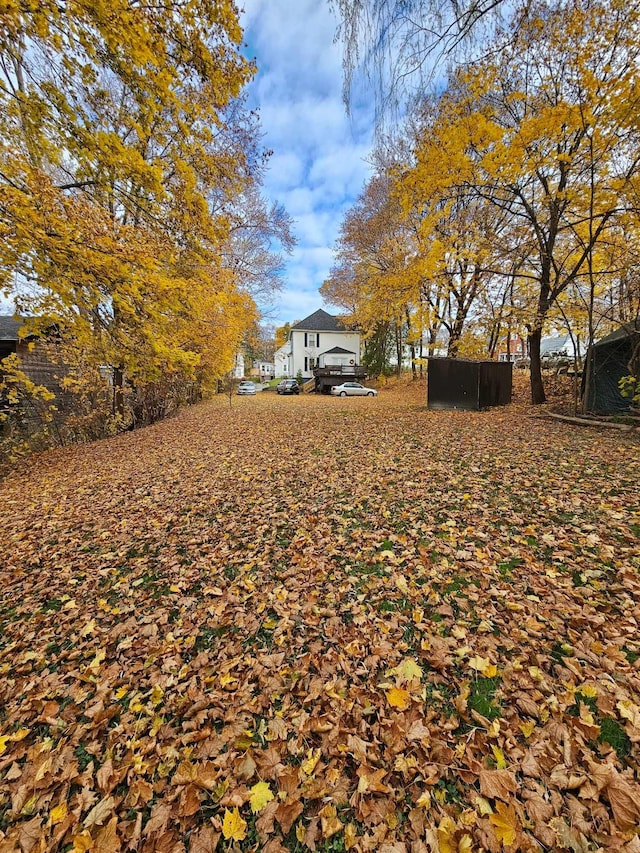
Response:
[291, 309, 348, 332]
[594, 319, 640, 348]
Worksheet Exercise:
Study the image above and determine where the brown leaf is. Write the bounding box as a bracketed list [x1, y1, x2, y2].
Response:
[18, 817, 42, 853]
[178, 784, 201, 817]
[188, 825, 220, 853]
[520, 750, 542, 778]
[84, 796, 115, 829]
[94, 815, 120, 853]
[479, 769, 518, 801]
[606, 773, 640, 832]
[275, 797, 303, 835]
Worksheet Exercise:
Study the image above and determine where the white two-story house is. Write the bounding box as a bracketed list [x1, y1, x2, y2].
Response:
[274, 309, 361, 379]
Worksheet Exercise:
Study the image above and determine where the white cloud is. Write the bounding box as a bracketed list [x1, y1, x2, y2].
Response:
[240, 0, 375, 327]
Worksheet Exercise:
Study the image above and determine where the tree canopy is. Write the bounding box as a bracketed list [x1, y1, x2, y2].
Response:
[325, 0, 640, 404]
[0, 0, 289, 401]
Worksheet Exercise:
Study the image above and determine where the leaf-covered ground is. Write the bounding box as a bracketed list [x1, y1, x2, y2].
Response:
[1, 381, 639, 853]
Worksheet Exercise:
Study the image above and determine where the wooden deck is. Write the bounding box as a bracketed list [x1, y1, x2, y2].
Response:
[313, 365, 367, 394]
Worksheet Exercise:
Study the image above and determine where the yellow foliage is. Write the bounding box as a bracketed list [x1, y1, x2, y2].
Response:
[221, 807, 247, 841]
[249, 781, 274, 813]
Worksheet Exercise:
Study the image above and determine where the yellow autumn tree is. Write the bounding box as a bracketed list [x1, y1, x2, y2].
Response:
[405, 0, 640, 402]
[0, 0, 272, 423]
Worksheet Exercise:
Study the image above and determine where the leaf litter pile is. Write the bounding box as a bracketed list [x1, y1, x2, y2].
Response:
[1, 383, 639, 853]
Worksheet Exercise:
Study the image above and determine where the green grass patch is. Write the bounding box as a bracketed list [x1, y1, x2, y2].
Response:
[468, 676, 501, 720]
[598, 717, 631, 759]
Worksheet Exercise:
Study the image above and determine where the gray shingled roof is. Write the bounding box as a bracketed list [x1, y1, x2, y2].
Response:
[291, 309, 346, 332]
[0, 315, 22, 341]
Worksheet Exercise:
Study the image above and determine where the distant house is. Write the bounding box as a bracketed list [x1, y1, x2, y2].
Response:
[278, 309, 361, 379]
[497, 333, 527, 362]
[540, 333, 584, 361]
[252, 360, 274, 381]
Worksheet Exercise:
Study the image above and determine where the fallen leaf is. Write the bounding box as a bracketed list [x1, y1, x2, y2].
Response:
[249, 781, 274, 813]
[222, 807, 247, 841]
[386, 687, 411, 710]
[489, 801, 519, 846]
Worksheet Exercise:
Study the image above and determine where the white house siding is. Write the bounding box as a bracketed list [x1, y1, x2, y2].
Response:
[233, 352, 245, 379]
[274, 344, 291, 377]
[291, 330, 361, 378]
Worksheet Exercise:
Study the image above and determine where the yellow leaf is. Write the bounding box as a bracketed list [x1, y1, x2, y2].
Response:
[296, 823, 306, 842]
[489, 801, 519, 846]
[437, 815, 457, 853]
[474, 794, 493, 816]
[396, 658, 423, 683]
[580, 684, 598, 698]
[72, 831, 93, 853]
[150, 685, 164, 706]
[416, 790, 431, 809]
[63, 598, 77, 610]
[12, 728, 29, 741]
[617, 699, 640, 728]
[345, 822, 358, 849]
[249, 781, 274, 813]
[487, 719, 501, 738]
[491, 745, 507, 769]
[459, 834, 473, 853]
[0, 728, 30, 755]
[88, 649, 106, 670]
[468, 656, 497, 677]
[519, 719, 535, 738]
[50, 802, 68, 825]
[222, 807, 247, 841]
[150, 715, 164, 737]
[386, 687, 411, 709]
[35, 757, 52, 781]
[301, 748, 321, 776]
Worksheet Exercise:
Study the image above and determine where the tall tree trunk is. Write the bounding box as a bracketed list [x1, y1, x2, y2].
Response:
[528, 328, 546, 404]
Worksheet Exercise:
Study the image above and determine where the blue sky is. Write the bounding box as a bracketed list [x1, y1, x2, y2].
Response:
[239, 0, 375, 328]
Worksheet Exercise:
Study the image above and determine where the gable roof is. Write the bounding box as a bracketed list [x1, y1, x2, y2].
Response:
[322, 346, 356, 355]
[540, 334, 572, 355]
[0, 315, 22, 341]
[291, 309, 348, 332]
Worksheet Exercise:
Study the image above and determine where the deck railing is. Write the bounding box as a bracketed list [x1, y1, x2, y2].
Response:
[313, 364, 366, 377]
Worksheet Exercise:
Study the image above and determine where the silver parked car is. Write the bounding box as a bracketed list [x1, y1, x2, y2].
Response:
[330, 382, 377, 397]
[237, 381, 257, 395]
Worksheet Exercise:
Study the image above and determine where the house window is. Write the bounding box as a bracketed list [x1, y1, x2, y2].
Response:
[306, 333, 318, 348]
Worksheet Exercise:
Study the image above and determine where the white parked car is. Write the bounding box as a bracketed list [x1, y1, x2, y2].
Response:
[237, 381, 257, 395]
[330, 382, 377, 397]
